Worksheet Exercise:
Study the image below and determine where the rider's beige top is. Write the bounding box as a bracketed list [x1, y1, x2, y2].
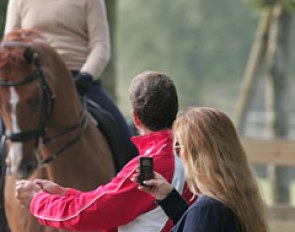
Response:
[5, 0, 110, 79]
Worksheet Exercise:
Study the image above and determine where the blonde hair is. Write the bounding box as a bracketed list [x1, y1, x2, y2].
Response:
[173, 107, 268, 232]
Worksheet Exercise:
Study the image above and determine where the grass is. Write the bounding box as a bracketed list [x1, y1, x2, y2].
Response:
[257, 177, 273, 206]
[257, 177, 295, 206]
[291, 182, 295, 206]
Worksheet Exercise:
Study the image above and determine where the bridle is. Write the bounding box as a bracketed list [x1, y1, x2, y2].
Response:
[0, 42, 88, 168]
[0, 69, 55, 144]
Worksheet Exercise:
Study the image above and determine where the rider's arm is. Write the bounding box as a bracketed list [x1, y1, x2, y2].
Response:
[80, 0, 110, 79]
[5, 0, 21, 34]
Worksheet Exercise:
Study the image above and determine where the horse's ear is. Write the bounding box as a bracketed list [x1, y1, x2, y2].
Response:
[23, 47, 38, 66]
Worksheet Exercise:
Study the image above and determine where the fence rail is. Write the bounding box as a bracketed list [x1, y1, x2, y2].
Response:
[242, 138, 295, 232]
[269, 219, 295, 232]
[242, 138, 295, 166]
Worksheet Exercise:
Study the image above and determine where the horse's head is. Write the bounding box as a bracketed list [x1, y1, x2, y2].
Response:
[0, 30, 57, 178]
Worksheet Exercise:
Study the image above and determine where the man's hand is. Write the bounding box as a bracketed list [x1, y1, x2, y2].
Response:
[15, 180, 42, 209]
[33, 179, 66, 196]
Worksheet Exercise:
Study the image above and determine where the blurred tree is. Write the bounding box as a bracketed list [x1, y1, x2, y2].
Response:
[101, 0, 118, 99]
[251, 0, 295, 10]
[116, 0, 258, 113]
[0, 0, 8, 36]
[236, 0, 294, 204]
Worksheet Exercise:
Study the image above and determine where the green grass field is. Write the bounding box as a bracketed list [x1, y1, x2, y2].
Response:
[257, 177, 295, 206]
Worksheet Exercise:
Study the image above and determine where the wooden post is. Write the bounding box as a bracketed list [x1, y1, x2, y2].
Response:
[234, 9, 271, 133]
[266, 3, 292, 204]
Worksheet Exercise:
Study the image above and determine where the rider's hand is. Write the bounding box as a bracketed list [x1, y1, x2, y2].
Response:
[74, 72, 93, 96]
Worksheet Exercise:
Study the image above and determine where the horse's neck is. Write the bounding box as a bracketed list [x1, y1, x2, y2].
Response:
[39, 122, 116, 190]
[51, 97, 82, 129]
[36, 100, 117, 191]
[50, 72, 83, 128]
[38, 80, 116, 189]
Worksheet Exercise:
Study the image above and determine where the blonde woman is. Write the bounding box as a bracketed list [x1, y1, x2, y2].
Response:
[133, 107, 268, 232]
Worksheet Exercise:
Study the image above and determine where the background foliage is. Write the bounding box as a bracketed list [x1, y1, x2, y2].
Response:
[0, 0, 8, 36]
[116, 0, 260, 116]
[0, 0, 294, 120]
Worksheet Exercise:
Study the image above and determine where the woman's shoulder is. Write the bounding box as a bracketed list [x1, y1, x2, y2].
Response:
[189, 195, 231, 215]
[185, 195, 241, 231]
[192, 194, 222, 206]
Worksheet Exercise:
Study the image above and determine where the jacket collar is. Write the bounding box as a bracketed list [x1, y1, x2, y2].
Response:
[131, 129, 172, 153]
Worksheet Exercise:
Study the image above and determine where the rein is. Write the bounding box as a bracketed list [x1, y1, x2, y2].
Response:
[40, 109, 88, 166]
[0, 64, 87, 167]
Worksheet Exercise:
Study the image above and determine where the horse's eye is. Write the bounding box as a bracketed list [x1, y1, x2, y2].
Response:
[28, 98, 41, 110]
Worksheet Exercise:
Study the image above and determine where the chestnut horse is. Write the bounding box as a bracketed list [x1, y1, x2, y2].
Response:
[0, 30, 117, 232]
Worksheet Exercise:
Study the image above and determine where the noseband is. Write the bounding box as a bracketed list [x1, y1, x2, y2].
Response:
[0, 43, 87, 168]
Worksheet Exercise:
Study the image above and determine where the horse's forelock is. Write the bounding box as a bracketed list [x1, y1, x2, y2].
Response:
[0, 29, 46, 65]
[0, 30, 45, 71]
[0, 45, 29, 71]
[3, 29, 45, 44]
[0, 29, 70, 84]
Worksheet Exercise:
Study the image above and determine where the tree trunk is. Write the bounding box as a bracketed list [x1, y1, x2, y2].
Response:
[101, 0, 117, 100]
[266, 3, 292, 204]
